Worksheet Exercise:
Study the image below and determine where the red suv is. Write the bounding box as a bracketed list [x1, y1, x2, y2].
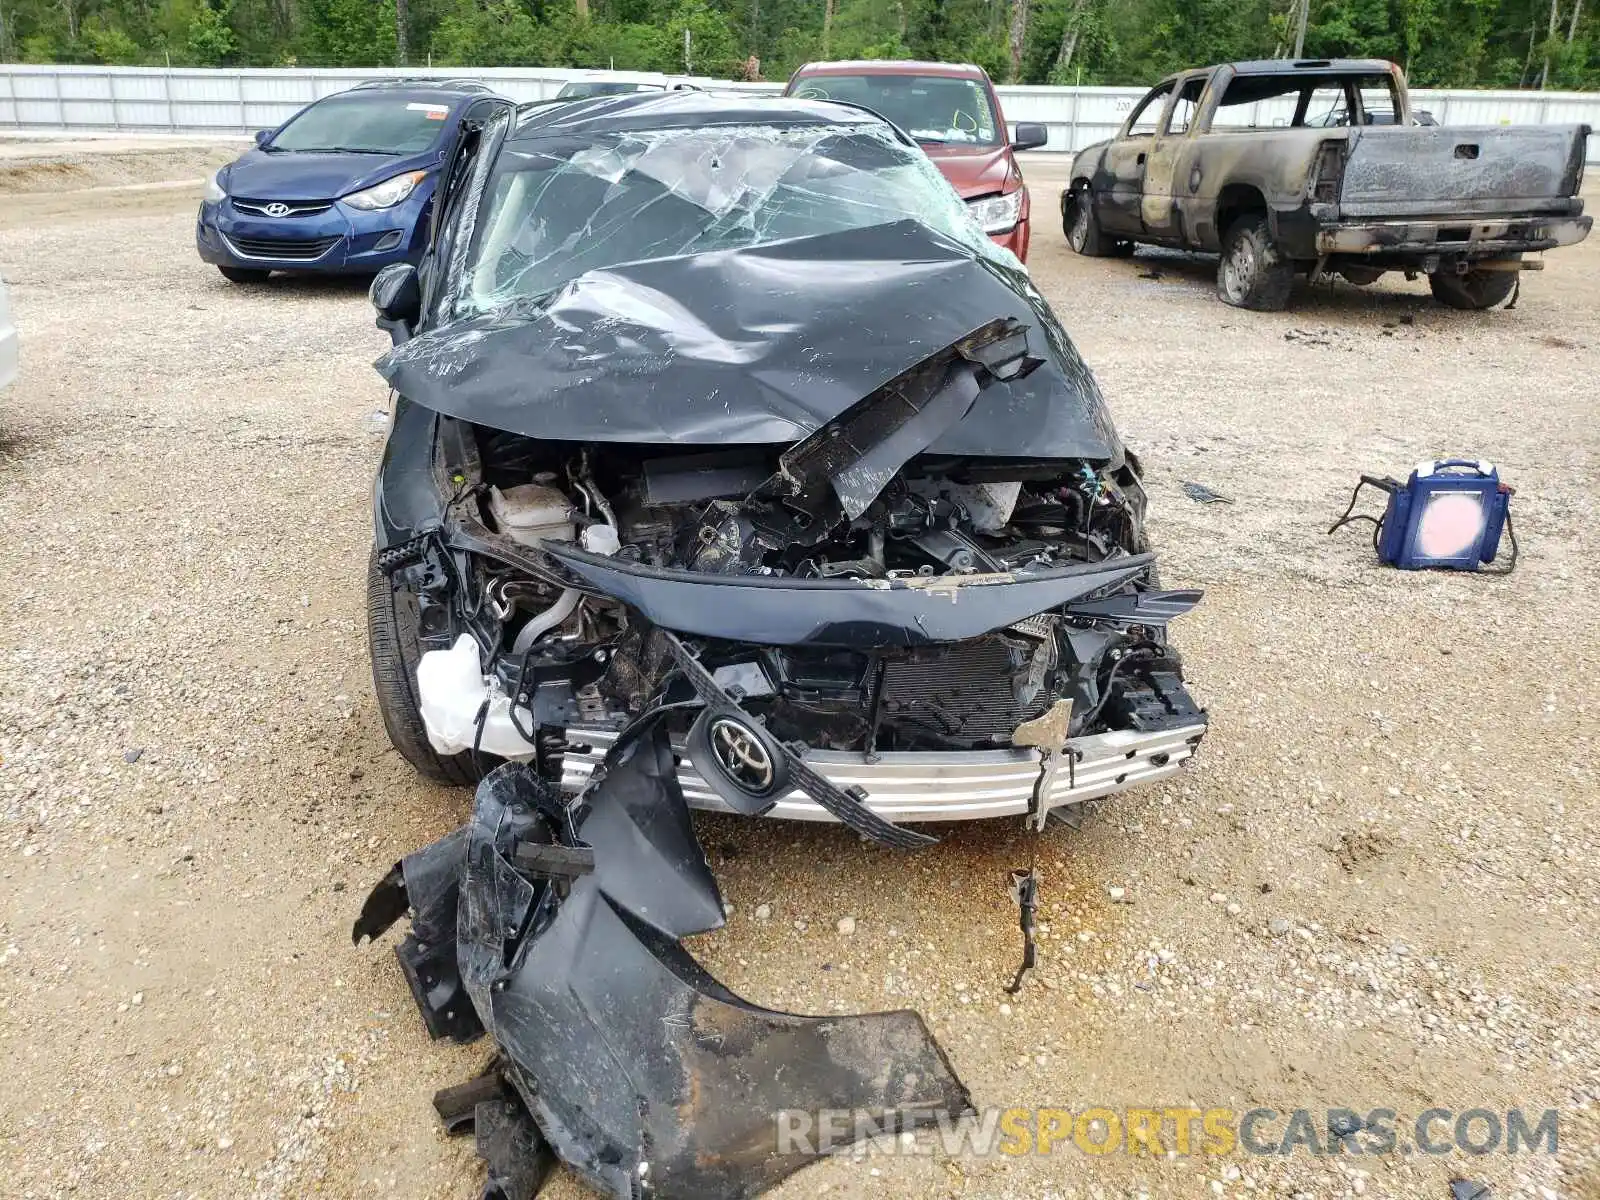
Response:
[784, 60, 1047, 262]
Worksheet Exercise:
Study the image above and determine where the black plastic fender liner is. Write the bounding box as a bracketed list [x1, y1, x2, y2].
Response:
[362, 727, 972, 1199]
[353, 827, 483, 1044]
[457, 756, 972, 1197]
[481, 884, 972, 1199]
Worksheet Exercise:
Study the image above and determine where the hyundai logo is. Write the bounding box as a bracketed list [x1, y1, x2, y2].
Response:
[264, 202, 291, 217]
[708, 717, 776, 795]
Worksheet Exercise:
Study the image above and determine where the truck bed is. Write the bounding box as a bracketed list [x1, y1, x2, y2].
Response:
[1337, 124, 1588, 218]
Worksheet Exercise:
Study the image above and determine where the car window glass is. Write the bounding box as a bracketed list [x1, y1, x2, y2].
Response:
[1126, 85, 1171, 136]
[1164, 79, 1205, 135]
[455, 123, 999, 317]
[270, 94, 451, 154]
[788, 75, 1000, 145]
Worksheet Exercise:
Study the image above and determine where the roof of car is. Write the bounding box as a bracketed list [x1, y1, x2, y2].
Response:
[511, 91, 894, 141]
[557, 70, 673, 83]
[1210, 58, 1396, 76]
[789, 59, 989, 79]
[348, 76, 497, 95]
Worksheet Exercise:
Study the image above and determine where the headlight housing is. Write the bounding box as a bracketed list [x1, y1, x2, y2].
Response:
[343, 170, 428, 211]
[967, 189, 1024, 235]
[204, 171, 226, 203]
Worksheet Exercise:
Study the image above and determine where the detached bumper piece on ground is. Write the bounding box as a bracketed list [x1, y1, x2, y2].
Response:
[354, 723, 973, 1200]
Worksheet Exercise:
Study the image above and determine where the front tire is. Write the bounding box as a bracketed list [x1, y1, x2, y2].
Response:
[217, 265, 271, 284]
[1217, 214, 1295, 311]
[367, 550, 483, 786]
[1063, 182, 1130, 258]
[1429, 267, 1518, 310]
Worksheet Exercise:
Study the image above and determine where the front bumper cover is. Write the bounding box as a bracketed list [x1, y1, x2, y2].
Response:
[195, 193, 429, 273]
[356, 725, 973, 1200]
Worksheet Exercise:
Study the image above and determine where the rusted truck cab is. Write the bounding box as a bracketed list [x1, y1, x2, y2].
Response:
[1062, 59, 1592, 310]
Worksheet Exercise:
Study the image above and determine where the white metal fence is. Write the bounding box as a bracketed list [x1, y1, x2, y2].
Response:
[2, 64, 1596, 161]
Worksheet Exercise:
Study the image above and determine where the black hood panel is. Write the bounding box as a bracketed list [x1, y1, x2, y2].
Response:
[377, 220, 1123, 461]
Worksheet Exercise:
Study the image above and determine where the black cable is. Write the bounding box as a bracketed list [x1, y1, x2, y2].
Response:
[469, 697, 491, 779]
[1072, 638, 1163, 736]
[507, 643, 540, 746]
[1484, 509, 1518, 575]
[1327, 475, 1398, 537]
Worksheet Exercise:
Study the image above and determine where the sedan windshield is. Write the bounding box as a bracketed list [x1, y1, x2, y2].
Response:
[786, 75, 1000, 145]
[457, 122, 990, 316]
[269, 94, 452, 154]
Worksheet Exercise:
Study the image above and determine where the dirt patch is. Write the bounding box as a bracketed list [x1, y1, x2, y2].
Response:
[0, 145, 237, 195]
[1327, 828, 1395, 873]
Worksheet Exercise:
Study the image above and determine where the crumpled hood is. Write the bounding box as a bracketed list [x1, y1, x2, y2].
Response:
[222, 149, 412, 202]
[377, 219, 1122, 462]
[922, 143, 1018, 198]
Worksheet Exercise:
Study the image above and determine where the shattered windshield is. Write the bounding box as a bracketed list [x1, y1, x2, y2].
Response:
[457, 122, 990, 316]
[787, 75, 1000, 145]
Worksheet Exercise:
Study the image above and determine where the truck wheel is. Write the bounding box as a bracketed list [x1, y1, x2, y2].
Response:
[1217, 215, 1295, 311]
[1429, 268, 1517, 310]
[367, 550, 484, 786]
[1064, 183, 1127, 258]
[217, 266, 271, 284]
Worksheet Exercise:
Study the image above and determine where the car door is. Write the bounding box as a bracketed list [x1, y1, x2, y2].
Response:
[1096, 82, 1173, 236]
[418, 96, 515, 320]
[1140, 74, 1207, 244]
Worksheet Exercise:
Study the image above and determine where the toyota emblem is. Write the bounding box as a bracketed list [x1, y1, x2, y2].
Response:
[264, 202, 291, 217]
[708, 717, 776, 795]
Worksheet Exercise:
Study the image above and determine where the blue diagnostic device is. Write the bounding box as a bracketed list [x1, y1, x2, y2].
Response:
[1330, 460, 1516, 572]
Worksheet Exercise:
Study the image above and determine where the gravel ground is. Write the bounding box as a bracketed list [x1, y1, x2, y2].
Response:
[0, 150, 1596, 1200]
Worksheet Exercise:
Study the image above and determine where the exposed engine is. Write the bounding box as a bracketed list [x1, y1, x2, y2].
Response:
[453, 428, 1200, 756]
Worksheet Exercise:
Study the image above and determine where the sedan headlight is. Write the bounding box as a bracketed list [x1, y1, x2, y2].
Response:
[343, 170, 428, 211]
[204, 171, 226, 203]
[968, 189, 1024, 234]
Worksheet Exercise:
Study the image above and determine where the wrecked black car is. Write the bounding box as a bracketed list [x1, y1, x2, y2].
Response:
[358, 92, 1207, 1198]
[367, 91, 1206, 835]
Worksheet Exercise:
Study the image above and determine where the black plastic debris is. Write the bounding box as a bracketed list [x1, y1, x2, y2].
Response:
[1450, 1180, 1493, 1200]
[356, 722, 972, 1199]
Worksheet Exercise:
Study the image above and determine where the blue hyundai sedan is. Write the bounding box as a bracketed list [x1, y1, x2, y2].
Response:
[196, 79, 499, 283]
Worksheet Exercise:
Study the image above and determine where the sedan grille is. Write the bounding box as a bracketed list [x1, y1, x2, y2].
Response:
[230, 198, 334, 217]
[225, 234, 341, 261]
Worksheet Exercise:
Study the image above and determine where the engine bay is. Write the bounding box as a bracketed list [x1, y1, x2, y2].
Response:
[403, 424, 1202, 760]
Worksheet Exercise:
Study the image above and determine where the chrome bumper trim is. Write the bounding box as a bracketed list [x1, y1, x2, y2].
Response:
[1316, 215, 1592, 255]
[558, 722, 1207, 823]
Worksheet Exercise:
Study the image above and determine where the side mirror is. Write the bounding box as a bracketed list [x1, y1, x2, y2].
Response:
[1011, 123, 1048, 152]
[371, 263, 422, 345]
[253, 129, 272, 147]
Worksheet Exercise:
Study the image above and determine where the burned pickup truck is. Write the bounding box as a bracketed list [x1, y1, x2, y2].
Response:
[1062, 58, 1592, 310]
[359, 91, 1205, 1197]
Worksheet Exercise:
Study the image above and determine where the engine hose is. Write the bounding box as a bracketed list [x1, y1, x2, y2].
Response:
[512, 588, 581, 655]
